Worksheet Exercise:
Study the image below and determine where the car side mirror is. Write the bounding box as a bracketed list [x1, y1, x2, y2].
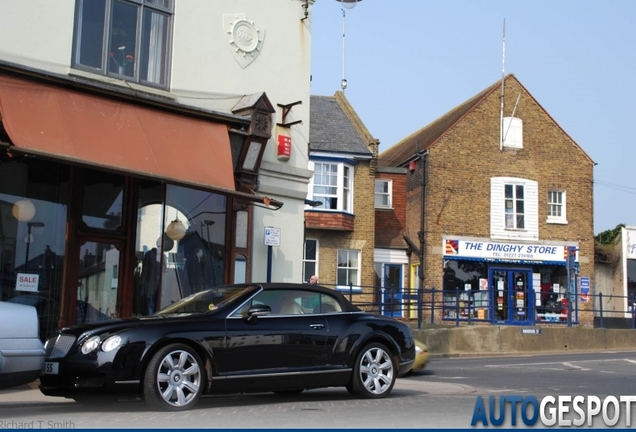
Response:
[246, 304, 271, 323]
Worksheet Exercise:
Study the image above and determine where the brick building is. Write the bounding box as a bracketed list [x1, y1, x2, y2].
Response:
[379, 74, 595, 326]
[304, 92, 378, 294]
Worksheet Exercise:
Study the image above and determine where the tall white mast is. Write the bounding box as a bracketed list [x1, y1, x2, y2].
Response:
[500, 18, 506, 151]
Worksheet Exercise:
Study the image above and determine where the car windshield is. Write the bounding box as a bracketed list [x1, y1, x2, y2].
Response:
[157, 285, 257, 315]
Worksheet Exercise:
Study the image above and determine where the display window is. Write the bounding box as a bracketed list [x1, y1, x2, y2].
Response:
[442, 259, 577, 325]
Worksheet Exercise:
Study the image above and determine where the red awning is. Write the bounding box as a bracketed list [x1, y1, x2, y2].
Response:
[0, 74, 236, 192]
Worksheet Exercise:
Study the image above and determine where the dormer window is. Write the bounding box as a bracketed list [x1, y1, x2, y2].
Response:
[503, 117, 523, 148]
[72, 0, 173, 89]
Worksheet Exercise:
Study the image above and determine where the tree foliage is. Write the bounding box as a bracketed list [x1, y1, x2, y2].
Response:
[595, 224, 625, 245]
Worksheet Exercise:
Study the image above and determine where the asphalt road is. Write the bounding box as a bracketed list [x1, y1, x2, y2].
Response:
[1, 350, 635, 429]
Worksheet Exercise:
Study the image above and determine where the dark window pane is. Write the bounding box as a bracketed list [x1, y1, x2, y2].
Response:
[82, 170, 124, 230]
[517, 215, 525, 229]
[305, 240, 316, 260]
[516, 185, 524, 199]
[505, 184, 512, 198]
[140, 9, 169, 85]
[109, 0, 138, 77]
[77, 0, 106, 68]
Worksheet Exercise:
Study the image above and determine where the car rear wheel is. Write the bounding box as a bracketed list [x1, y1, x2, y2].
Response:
[143, 343, 205, 411]
[347, 342, 396, 399]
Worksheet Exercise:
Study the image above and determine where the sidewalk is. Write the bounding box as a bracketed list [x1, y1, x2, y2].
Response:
[0, 380, 67, 405]
[0, 378, 476, 407]
[413, 325, 636, 356]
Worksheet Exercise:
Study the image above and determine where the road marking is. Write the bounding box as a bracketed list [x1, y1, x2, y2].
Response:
[562, 362, 589, 371]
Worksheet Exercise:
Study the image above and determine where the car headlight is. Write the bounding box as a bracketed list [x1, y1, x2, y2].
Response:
[81, 335, 101, 354]
[415, 345, 423, 355]
[102, 335, 122, 352]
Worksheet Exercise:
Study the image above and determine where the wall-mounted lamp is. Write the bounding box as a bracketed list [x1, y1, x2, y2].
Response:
[12, 199, 35, 222]
[231, 93, 275, 188]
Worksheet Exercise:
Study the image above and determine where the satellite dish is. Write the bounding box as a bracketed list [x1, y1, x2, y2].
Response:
[336, 0, 362, 10]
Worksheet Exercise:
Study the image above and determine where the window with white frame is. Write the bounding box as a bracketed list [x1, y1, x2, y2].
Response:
[502, 117, 523, 148]
[303, 239, 318, 283]
[337, 249, 360, 289]
[309, 161, 354, 213]
[547, 190, 567, 224]
[491, 177, 538, 241]
[374, 179, 392, 208]
[505, 183, 525, 229]
[72, 0, 173, 88]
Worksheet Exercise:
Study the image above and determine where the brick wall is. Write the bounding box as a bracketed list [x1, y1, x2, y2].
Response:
[306, 159, 376, 289]
[375, 170, 407, 249]
[400, 77, 595, 324]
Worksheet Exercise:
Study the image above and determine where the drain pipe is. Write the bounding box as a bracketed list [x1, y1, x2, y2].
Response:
[417, 149, 428, 297]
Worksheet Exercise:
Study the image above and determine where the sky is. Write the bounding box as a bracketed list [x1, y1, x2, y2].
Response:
[309, 0, 636, 236]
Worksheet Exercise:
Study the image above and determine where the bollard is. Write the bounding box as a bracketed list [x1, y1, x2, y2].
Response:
[599, 292, 604, 329]
[430, 287, 436, 325]
[455, 291, 460, 327]
[631, 293, 635, 330]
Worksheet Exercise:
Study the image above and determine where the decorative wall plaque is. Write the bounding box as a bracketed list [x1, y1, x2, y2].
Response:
[223, 13, 265, 69]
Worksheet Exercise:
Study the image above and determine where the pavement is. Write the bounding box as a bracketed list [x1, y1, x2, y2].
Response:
[0, 378, 476, 407]
[413, 324, 636, 357]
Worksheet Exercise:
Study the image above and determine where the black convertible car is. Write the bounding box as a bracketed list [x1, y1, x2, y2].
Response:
[40, 283, 415, 411]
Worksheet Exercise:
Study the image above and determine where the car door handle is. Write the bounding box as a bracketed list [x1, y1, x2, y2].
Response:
[310, 323, 325, 329]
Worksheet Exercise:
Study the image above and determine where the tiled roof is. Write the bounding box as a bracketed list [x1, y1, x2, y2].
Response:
[309, 94, 373, 156]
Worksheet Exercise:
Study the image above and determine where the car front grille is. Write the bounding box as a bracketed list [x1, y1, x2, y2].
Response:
[78, 376, 106, 388]
[45, 334, 76, 358]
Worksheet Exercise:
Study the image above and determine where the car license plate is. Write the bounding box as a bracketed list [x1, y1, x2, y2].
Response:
[42, 362, 59, 375]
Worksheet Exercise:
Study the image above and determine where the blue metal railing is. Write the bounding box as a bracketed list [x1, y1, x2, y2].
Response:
[322, 283, 636, 330]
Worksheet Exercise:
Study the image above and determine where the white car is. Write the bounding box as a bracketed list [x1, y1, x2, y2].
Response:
[0, 301, 45, 390]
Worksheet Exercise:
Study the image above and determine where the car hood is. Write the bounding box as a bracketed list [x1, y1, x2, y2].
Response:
[56, 314, 206, 338]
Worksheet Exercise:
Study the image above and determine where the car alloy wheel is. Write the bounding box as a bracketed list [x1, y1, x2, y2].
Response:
[144, 343, 204, 411]
[348, 342, 396, 399]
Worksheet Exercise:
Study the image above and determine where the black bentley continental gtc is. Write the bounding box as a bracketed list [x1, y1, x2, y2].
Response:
[40, 283, 415, 411]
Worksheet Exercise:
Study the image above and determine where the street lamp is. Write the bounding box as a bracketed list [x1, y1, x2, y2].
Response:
[336, 0, 362, 9]
[335, 0, 362, 92]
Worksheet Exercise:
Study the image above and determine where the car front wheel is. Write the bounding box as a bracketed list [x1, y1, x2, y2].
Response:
[143, 343, 205, 411]
[347, 342, 396, 399]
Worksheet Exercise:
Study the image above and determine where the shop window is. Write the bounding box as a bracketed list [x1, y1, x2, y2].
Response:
[336, 249, 360, 290]
[374, 179, 392, 208]
[77, 241, 120, 324]
[82, 170, 124, 231]
[0, 158, 69, 341]
[308, 161, 354, 213]
[72, 0, 173, 88]
[547, 190, 567, 224]
[133, 182, 227, 316]
[627, 259, 636, 311]
[303, 239, 318, 284]
[234, 255, 247, 284]
[441, 260, 488, 321]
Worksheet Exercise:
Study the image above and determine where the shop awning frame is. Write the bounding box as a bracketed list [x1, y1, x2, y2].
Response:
[0, 73, 242, 194]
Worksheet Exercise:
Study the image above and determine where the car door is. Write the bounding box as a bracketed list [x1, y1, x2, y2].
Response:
[217, 289, 328, 376]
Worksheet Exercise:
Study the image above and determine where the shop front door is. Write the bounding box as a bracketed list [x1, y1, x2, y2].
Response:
[383, 264, 403, 318]
[490, 268, 533, 325]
